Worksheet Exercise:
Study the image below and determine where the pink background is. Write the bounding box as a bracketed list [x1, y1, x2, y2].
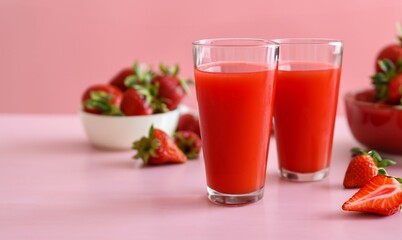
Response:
[1, 0, 401, 114]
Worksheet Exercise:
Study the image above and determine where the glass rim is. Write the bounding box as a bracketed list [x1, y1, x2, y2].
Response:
[271, 38, 343, 46]
[192, 38, 279, 48]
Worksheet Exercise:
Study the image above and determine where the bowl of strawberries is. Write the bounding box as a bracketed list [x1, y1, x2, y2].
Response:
[80, 62, 190, 150]
[345, 24, 402, 155]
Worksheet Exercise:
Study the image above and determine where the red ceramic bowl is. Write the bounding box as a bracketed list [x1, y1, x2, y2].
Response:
[345, 89, 402, 155]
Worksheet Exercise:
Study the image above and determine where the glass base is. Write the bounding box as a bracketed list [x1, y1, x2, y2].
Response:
[280, 167, 329, 182]
[207, 186, 264, 206]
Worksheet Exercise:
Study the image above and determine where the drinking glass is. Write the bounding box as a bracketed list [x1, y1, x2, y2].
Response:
[192, 38, 279, 205]
[272, 38, 343, 181]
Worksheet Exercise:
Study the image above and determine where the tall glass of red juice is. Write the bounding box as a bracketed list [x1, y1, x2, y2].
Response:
[272, 38, 343, 181]
[192, 39, 279, 205]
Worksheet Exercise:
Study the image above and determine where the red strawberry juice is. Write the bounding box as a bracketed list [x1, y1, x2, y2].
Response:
[194, 62, 276, 194]
[274, 62, 341, 173]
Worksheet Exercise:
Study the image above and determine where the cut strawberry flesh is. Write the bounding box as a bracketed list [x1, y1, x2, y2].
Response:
[342, 175, 402, 216]
[367, 186, 397, 199]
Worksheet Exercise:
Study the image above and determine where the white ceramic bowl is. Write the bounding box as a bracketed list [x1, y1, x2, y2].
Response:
[80, 109, 180, 150]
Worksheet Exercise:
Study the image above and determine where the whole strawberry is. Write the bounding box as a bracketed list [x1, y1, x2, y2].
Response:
[375, 23, 402, 72]
[109, 68, 134, 92]
[174, 131, 202, 159]
[343, 148, 395, 188]
[82, 84, 123, 115]
[110, 62, 154, 92]
[120, 88, 152, 116]
[371, 59, 402, 104]
[152, 64, 189, 111]
[176, 113, 201, 138]
[133, 125, 187, 165]
[387, 73, 402, 105]
[342, 170, 402, 216]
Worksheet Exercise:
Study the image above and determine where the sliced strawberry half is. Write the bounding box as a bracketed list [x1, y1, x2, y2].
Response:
[342, 171, 402, 216]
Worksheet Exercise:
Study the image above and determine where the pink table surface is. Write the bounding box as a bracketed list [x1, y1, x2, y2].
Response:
[1, 115, 402, 240]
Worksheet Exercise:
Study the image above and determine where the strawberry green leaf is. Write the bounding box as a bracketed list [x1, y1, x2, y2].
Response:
[133, 62, 141, 76]
[176, 132, 186, 143]
[132, 136, 159, 165]
[186, 153, 198, 159]
[109, 105, 124, 116]
[148, 82, 159, 97]
[149, 125, 155, 138]
[368, 150, 396, 167]
[371, 73, 388, 84]
[151, 97, 169, 113]
[132, 125, 159, 165]
[159, 64, 168, 75]
[159, 63, 180, 77]
[143, 72, 153, 83]
[368, 150, 382, 161]
[84, 99, 109, 112]
[90, 91, 113, 102]
[375, 85, 388, 102]
[377, 159, 396, 167]
[125, 62, 154, 88]
[84, 91, 123, 116]
[179, 78, 190, 94]
[133, 85, 154, 104]
[171, 64, 179, 77]
[124, 75, 139, 88]
[351, 147, 365, 157]
[142, 82, 169, 113]
[377, 168, 388, 176]
[378, 59, 395, 73]
[371, 59, 402, 102]
[174, 131, 200, 159]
